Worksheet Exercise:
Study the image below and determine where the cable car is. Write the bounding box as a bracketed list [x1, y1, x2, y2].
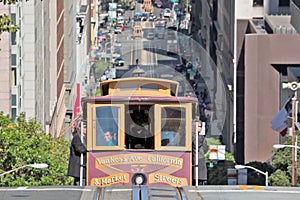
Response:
[83, 77, 199, 187]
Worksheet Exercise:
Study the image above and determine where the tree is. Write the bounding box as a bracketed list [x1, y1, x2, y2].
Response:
[270, 132, 300, 186]
[0, 112, 73, 186]
[269, 169, 290, 186]
[245, 161, 274, 186]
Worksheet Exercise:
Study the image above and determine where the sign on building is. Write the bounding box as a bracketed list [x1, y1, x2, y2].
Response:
[209, 145, 226, 160]
[108, 3, 117, 21]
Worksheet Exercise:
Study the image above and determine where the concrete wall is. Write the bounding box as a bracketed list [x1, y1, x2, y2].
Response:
[244, 34, 300, 163]
[0, 6, 11, 115]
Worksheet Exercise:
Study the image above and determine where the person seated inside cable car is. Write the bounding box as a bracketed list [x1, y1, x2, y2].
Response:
[161, 131, 182, 146]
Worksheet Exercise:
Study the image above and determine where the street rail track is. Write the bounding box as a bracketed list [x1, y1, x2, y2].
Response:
[98, 186, 191, 200]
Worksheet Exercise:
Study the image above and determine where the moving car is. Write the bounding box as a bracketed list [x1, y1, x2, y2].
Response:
[163, 8, 171, 18]
[173, 64, 185, 73]
[113, 57, 125, 66]
[114, 25, 124, 34]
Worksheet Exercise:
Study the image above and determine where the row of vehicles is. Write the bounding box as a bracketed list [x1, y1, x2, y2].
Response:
[166, 26, 179, 54]
[134, 12, 157, 21]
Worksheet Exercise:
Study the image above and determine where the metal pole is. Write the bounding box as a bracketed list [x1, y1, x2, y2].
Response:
[195, 121, 199, 186]
[79, 121, 84, 186]
[265, 171, 268, 187]
[292, 92, 298, 186]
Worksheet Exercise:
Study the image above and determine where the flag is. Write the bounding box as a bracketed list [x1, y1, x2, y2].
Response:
[271, 98, 292, 136]
[72, 83, 81, 128]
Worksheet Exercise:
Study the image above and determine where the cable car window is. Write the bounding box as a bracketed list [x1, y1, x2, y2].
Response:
[140, 84, 159, 91]
[161, 107, 186, 146]
[95, 106, 119, 146]
[120, 84, 138, 90]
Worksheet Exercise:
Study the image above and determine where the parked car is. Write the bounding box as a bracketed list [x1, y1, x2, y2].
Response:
[163, 8, 171, 18]
[116, 8, 124, 16]
[97, 32, 106, 42]
[149, 13, 157, 21]
[115, 26, 122, 34]
[114, 40, 122, 47]
[113, 57, 125, 66]
[155, 0, 164, 8]
[173, 64, 185, 73]
[155, 18, 167, 27]
[119, 25, 125, 31]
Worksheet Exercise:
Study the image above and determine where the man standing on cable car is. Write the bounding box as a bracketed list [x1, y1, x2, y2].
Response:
[67, 124, 87, 186]
[192, 121, 208, 185]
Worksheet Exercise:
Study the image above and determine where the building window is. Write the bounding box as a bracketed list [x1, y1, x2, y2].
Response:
[253, 0, 263, 6]
[12, 94, 16, 106]
[279, 0, 289, 7]
[11, 32, 16, 45]
[11, 54, 17, 66]
[11, 67, 17, 86]
[11, 13, 16, 24]
[11, 108, 17, 122]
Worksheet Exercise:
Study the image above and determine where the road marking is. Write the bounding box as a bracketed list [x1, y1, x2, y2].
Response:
[252, 185, 264, 190]
[189, 189, 300, 194]
[239, 185, 250, 190]
[16, 187, 28, 190]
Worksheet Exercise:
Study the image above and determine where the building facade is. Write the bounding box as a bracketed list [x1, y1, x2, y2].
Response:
[0, 4, 11, 115]
[192, 0, 300, 164]
[0, 0, 68, 138]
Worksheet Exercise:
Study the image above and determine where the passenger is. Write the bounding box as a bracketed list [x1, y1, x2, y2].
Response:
[104, 131, 115, 146]
[192, 121, 208, 185]
[67, 125, 87, 186]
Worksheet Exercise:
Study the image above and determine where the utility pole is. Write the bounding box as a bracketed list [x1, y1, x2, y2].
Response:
[292, 92, 298, 186]
[283, 81, 299, 186]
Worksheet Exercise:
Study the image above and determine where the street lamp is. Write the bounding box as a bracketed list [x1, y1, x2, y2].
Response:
[235, 164, 268, 186]
[273, 144, 300, 150]
[0, 163, 48, 177]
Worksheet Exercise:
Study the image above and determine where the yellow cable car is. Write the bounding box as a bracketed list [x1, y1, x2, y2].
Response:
[83, 77, 199, 187]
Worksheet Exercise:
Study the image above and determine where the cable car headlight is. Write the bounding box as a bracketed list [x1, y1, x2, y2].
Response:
[132, 173, 146, 185]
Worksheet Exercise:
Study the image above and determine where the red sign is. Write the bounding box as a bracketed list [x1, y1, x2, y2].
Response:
[86, 151, 191, 187]
[72, 83, 81, 127]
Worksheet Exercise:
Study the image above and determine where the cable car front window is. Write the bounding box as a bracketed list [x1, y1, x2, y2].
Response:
[161, 107, 186, 147]
[95, 106, 119, 146]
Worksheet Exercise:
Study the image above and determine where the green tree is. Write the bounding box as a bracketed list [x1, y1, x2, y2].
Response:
[245, 161, 274, 186]
[269, 169, 290, 186]
[0, 112, 73, 186]
[270, 132, 300, 186]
